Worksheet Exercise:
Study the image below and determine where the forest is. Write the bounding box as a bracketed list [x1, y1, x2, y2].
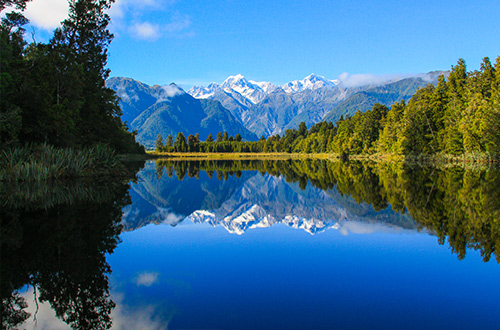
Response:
[0, 0, 143, 154]
[156, 56, 500, 161]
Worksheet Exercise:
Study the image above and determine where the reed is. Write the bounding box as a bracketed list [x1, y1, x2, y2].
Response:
[0, 143, 126, 181]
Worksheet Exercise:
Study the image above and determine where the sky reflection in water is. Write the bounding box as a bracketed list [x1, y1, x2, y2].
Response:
[15, 160, 500, 330]
[108, 162, 500, 330]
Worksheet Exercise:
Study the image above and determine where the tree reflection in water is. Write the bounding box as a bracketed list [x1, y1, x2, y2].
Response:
[2, 158, 500, 329]
[155, 159, 500, 262]
[1, 162, 143, 329]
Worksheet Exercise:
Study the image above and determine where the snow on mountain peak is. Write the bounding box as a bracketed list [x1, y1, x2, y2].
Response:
[187, 83, 220, 99]
[221, 74, 252, 89]
[281, 73, 339, 93]
[187, 73, 340, 103]
[220, 74, 268, 104]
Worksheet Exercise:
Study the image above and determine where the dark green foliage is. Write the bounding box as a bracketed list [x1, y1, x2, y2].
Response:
[0, 0, 144, 154]
[166, 134, 174, 147]
[174, 132, 188, 152]
[1, 175, 137, 329]
[187, 134, 200, 152]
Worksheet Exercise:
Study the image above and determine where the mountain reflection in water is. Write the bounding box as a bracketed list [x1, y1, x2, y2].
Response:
[3, 159, 500, 330]
[125, 159, 500, 262]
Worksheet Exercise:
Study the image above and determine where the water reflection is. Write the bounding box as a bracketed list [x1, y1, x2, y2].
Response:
[0, 162, 143, 330]
[139, 159, 500, 262]
[3, 158, 500, 329]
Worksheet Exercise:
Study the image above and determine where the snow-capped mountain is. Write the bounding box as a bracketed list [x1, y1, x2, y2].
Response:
[113, 71, 445, 141]
[281, 74, 340, 93]
[188, 82, 221, 99]
[187, 73, 338, 104]
[220, 74, 269, 104]
[188, 74, 276, 104]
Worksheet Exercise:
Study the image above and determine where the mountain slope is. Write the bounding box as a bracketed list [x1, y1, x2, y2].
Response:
[130, 93, 257, 148]
[106, 77, 159, 124]
[245, 87, 346, 137]
[107, 77, 257, 148]
[323, 77, 432, 123]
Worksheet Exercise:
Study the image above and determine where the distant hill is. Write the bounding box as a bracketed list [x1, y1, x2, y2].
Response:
[323, 74, 447, 123]
[106, 77, 257, 148]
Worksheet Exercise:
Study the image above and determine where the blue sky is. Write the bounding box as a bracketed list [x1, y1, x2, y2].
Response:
[10, 0, 500, 89]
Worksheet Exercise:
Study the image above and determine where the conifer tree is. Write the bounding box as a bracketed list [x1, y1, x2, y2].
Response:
[166, 134, 173, 147]
[174, 132, 187, 152]
[216, 132, 223, 143]
[155, 133, 164, 151]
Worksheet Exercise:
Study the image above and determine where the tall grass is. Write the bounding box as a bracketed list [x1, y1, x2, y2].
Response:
[0, 143, 125, 181]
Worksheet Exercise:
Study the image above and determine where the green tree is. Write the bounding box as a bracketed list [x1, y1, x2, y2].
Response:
[166, 134, 173, 147]
[377, 100, 406, 154]
[298, 121, 308, 137]
[174, 132, 187, 152]
[187, 134, 199, 152]
[0, 0, 32, 10]
[206, 133, 214, 142]
[0, 0, 143, 153]
[443, 58, 467, 154]
[0, 11, 27, 147]
[155, 133, 164, 151]
[216, 132, 223, 143]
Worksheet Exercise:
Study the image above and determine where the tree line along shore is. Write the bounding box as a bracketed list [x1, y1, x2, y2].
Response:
[155, 56, 500, 164]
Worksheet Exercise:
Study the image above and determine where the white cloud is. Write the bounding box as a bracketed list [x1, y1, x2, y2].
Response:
[155, 206, 185, 224]
[338, 72, 411, 88]
[131, 22, 161, 40]
[21, 290, 169, 330]
[111, 293, 170, 330]
[337, 221, 408, 236]
[110, 0, 192, 40]
[21, 290, 71, 330]
[24, 0, 69, 30]
[161, 84, 184, 97]
[136, 271, 160, 287]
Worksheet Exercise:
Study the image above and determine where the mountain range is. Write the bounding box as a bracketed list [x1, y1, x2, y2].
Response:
[187, 72, 446, 137]
[107, 71, 447, 147]
[106, 77, 257, 148]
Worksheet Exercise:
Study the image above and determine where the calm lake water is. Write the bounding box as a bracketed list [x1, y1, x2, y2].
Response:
[3, 159, 500, 330]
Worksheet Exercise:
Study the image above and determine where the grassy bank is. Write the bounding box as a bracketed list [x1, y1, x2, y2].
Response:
[146, 151, 317, 160]
[0, 144, 127, 182]
[146, 150, 500, 166]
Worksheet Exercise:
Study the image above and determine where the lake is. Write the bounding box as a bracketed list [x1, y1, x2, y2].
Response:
[3, 159, 500, 330]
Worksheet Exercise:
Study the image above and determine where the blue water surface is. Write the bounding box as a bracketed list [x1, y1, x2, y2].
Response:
[108, 220, 500, 330]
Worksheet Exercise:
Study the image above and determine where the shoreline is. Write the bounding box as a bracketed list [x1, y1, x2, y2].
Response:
[123, 151, 499, 165]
